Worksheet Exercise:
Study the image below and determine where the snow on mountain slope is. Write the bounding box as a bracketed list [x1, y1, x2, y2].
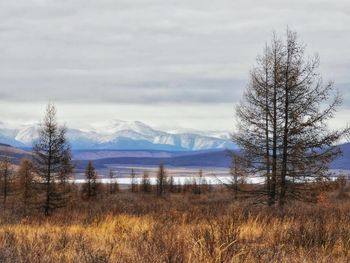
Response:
[0, 120, 236, 151]
[15, 125, 40, 144]
[166, 128, 231, 140]
[91, 120, 160, 138]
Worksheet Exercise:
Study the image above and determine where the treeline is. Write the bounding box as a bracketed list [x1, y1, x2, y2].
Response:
[83, 162, 213, 199]
[0, 105, 213, 216]
[0, 152, 213, 216]
[131, 166, 213, 195]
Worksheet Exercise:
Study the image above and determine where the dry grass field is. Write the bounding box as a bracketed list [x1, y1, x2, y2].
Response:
[0, 189, 350, 263]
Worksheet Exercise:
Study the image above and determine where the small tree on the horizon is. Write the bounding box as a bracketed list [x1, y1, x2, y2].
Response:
[108, 169, 119, 194]
[156, 163, 167, 196]
[32, 103, 73, 216]
[16, 158, 36, 213]
[130, 169, 138, 193]
[194, 169, 206, 195]
[57, 147, 74, 202]
[0, 154, 13, 208]
[83, 161, 98, 200]
[141, 171, 151, 193]
[229, 154, 247, 200]
[168, 176, 175, 193]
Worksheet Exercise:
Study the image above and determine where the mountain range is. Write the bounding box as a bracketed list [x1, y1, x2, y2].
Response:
[0, 120, 235, 151]
[74, 142, 350, 170]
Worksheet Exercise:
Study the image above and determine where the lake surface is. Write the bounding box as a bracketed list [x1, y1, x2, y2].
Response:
[72, 165, 350, 185]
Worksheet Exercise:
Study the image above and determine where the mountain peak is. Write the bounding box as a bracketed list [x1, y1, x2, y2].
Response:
[90, 120, 157, 136]
[0, 120, 235, 151]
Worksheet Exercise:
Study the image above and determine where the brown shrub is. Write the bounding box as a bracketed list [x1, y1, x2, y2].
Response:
[0, 191, 349, 262]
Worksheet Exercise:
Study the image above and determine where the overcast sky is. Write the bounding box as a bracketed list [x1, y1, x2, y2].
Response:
[0, 0, 349, 131]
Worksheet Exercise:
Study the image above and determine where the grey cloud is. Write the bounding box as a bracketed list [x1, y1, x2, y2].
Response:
[0, 69, 245, 103]
[0, 0, 349, 128]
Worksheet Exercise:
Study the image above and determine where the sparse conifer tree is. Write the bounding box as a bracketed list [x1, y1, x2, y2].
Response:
[156, 163, 167, 196]
[83, 161, 98, 200]
[196, 170, 205, 195]
[168, 176, 175, 193]
[17, 158, 36, 212]
[32, 103, 73, 215]
[229, 154, 247, 200]
[108, 169, 119, 194]
[141, 171, 151, 193]
[191, 176, 200, 195]
[130, 169, 138, 193]
[0, 154, 13, 208]
[234, 29, 350, 206]
[58, 148, 74, 188]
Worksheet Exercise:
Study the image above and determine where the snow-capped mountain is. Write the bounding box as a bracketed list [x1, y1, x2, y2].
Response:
[0, 120, 235, 151]
[15, 125, 40, 145]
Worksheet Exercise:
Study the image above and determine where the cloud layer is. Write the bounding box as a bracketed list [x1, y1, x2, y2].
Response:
[0, 0, 349, 129]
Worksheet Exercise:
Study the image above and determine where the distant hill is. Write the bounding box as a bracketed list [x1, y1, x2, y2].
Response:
[0, 144, 31, 164]
[73, 149, 232, 170]
[1, 143, 349, 171]
[73, 143, 350, 171]
[331, 143, 350, 170]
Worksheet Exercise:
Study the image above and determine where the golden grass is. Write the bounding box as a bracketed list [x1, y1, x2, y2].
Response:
[0, 192, 350, 262]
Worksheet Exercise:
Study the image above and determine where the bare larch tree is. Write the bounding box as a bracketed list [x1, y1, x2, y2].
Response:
[156, 163, 167, 196]
[83, 161, 98, 199]
[234, 29, 349, 206]
[130, 169, 138, 193]
[16, 158, 36, 213]
[141, 171, 151, 193]
[108, 169, 119, 194]
[33, 103, 73, 215]
[0, 153, 13, 208]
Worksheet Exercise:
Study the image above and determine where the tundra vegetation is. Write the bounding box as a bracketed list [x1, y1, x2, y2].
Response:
[0, 30, 349, 262]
